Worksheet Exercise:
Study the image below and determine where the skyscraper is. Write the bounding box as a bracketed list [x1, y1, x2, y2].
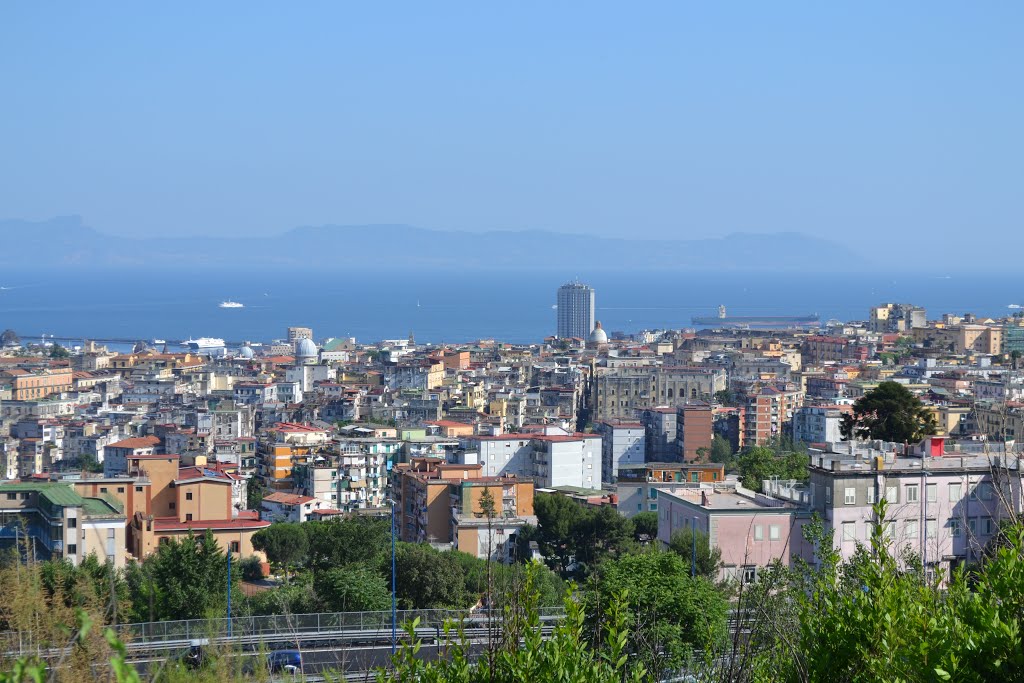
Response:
[556, 281, 595, 339]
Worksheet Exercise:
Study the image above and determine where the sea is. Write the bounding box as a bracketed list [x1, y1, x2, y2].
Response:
[0, 269, 1019, 348]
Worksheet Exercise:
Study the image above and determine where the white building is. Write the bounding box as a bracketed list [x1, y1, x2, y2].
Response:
[595, 420, 646, 483]
[466, 427, 600, 489]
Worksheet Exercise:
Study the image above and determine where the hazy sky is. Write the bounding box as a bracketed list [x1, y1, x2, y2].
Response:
[2, 3, 1022, 249]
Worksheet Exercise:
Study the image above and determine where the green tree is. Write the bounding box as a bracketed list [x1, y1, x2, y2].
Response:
[246, 477, 266, 510]
[840, 380, 937, 443]
[303, 517, 391, 575]
[135, 530, 237, 621]
[391, 543, 470, 610]
[587, 551, 728, 679]
[48, 343, 69, 359]
[631, 511, 659, 541]
[709, 434, 734, 466]
[572, 504, 635, 573]
[532, 493, 588, 572]
[251, 523, 309, 584]
[315, 564, 391, 612]
[667, 527, 722, 580]
[737, 446, 808, 492]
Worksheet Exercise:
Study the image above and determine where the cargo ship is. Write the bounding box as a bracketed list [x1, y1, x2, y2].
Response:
[692, 305, 819, 328]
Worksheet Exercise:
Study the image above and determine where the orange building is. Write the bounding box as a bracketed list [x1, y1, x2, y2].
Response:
[393, 457, 535, 561]
[1, 367, 73, 401]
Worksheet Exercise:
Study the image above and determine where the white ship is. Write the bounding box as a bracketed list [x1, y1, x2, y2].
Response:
[183, 337, 226, 350]
[219, 300, 244, 308]
[152, 339, 166, 345]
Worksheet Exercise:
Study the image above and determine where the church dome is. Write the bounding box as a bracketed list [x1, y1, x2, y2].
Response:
[589, 321, 608, 344]
[295, 337, 318, 361]
[238, 345, 255, 359]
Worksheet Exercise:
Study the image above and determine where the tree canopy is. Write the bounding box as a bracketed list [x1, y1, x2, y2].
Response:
[667, 526, 722, 580]
[840, 380, 937, 443]
[252, 523, 308, 582]
[736, 446, 808, 492]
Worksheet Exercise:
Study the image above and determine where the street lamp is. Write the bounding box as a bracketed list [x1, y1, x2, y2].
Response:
[692, 516, 698, 578]
[385, 497, 398, 654]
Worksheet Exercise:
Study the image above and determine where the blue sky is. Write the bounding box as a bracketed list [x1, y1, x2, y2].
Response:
[2, 2, 1022, 252]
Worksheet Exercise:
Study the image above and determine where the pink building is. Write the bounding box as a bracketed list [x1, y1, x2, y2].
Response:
[657, 484, 814, 583]
[767, 438, 1024, 580]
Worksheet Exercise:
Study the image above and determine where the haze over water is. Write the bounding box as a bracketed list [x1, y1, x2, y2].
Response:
[0, 270, 1017, 346]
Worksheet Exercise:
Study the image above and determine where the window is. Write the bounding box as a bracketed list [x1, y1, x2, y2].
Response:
[185, 513, 193, 521]
[185, 492, 193, 501]
[905, 519, 919, 539]
[844, 487, 856, 505]
[67, 518, 77, 528]
[769, 525, 781, 541]
[949, 483, 962, 502]
[650, 489, 658, 499]
[100, 487, 108, 493]
[135, 486, 143, 493]
[5, 493, 14, 501]
[866, 486, 875, 504]
[906, 484, 919, 503]
[980, 483, 994, 501]
[754, 525, 764, 541]
[926, 519, 937, 539]
[169, 502, 176, 510]
[983, 518, 995, 535]
[67, 544, 77, 555]
[969, 484, 978, 501]
[742, 566, 757, 584]
[649, 503, 658, 511]
[108, 528, 116, 539]
[824, 487, 831, 504]
[968, 518, 977, 536]
[843, 522, 856, 541]
[230, 541, 240, 553]
[886, 485, 898, 503]
[926, 483, 937, 503]
[950, 518, 962, 537]
[159, 537, 169, 545]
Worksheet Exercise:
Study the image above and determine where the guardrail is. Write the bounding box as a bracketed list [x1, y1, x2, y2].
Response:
[1, 607, 568, 658]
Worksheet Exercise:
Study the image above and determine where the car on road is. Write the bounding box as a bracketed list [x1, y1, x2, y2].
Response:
[267, 649, 302, 675]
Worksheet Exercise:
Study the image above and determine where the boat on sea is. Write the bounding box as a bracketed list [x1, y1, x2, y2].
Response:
[152, 339, 166, 345]
[183, 337, 226, 350]
[219, 300, 244, 308]
[692, 305, 819, 329]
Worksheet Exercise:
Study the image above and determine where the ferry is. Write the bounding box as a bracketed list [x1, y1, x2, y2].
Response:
[219, 300, 244, 309]
[152, 339, 166, 345]
[183, 337, 226, 350]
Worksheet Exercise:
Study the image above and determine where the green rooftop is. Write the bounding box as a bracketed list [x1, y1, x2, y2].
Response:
[81, 497, 124, 517]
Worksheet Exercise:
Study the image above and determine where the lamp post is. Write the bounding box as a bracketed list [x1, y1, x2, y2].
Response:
[226, 548, 232, 637]
[386, 497, 397, 654]
[692, 516, 698, 578]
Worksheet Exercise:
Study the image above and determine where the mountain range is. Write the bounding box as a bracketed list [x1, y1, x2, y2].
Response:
[0, 216, 863, 272]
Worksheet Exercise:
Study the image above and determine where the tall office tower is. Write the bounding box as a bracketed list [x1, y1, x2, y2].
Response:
[556, 281, 595, 339]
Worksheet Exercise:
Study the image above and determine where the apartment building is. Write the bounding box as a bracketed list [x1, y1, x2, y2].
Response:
[743, 386, 804, 446]
[0, 482, 127, 567]
[617, 462, 725, 517]
[467, 428, 600, 489]
[594, 420, 645, 483]
[766, 438, 1022, 578]
[393, 457, 535, 561]
[677, 402, 713, 462]
[656, 482, 813, 583]
[591, 366, 727, 420]
[0, 366, 74, 401]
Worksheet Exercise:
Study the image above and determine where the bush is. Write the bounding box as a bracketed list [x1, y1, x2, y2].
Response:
[239, 556, 264, 582]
